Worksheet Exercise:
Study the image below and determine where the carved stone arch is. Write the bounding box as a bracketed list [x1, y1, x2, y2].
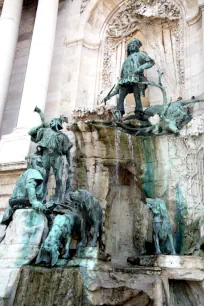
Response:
[74, 0, 203, 110]
[96, 0, 188, 109]
[79, 0, 198, 19]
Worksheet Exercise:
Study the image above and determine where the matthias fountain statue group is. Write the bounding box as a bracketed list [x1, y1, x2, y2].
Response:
[0, 106, 176, 266]
[1, 38, 203, 266]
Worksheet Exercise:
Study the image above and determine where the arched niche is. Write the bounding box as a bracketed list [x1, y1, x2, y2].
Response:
[97, 0, 186, 109]
[69, 0, 204, 112]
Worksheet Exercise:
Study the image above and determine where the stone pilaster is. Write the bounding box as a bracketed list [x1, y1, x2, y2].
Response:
[0, 0, 23, 129]
[17, 0, 60, 128]
[0, 0, 60, 165]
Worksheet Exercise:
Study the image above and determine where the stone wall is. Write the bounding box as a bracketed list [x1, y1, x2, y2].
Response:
[69, 124, 151, 260]
[11, 256, 204, 306]
[70, 119, 204, 257]
[0, 165, 26, 213]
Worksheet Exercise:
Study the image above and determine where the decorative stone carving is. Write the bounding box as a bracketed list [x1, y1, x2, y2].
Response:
[107, 1, 180, 39]
[80, 0, 90, 14]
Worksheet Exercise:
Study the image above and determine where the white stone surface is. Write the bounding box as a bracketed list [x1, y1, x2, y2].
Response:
[0, 127, 30, 164]
[0, 209, 48, 268]
[17, 0, 59, 128]
[0, 209, 48, 306]
[148, 114, 160, 126]
[0, 0, 23, 129]
[0, 7, 36, 136]
[180, 112, 204, 136]
[0, 267, 21, 306]
[0, 213, 6, 242]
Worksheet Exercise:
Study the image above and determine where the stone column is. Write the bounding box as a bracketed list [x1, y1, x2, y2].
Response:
[153, 279, 164, 306]
[0, 0, 23, 129]
[17, 0, 59, 128]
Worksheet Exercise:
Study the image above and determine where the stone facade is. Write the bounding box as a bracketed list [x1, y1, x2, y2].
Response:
[0, 1, 204, 306]
[0, 0, 204, 137]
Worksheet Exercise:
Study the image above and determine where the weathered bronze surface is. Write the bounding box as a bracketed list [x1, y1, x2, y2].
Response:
[104, 38, 155, 117]
[36, 212, 81, 266]
[1, 154, 46, 226]
[69, 189, 103, 249]
[28, 107, 72, 204]
[146, 198, 176, 255]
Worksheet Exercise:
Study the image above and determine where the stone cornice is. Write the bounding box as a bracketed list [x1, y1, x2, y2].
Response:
[0, 161, 27, 172]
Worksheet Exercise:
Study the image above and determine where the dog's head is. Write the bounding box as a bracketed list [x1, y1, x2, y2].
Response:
[36, 238, 60, 266]
[69, 190, 88, 212]
[146, 198, 167, 217]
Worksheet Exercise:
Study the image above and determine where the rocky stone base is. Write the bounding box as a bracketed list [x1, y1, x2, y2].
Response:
[0, 209, 48, 306]
[9, 255, 204, 306]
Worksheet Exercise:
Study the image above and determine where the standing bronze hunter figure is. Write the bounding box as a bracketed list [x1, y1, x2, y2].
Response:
[104, 38, 155, 119]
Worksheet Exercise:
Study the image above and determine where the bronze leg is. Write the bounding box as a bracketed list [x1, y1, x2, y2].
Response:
[118, 87, 129, 115]
[133, 84, 143, 112]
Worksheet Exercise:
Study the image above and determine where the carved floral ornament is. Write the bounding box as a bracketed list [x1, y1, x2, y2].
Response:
[107, 0, 181, 39]
[101, 0, 184, 99]
[80, 0, 91, 13]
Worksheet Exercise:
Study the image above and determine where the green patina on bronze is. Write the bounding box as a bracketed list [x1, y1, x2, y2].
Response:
[102, 38, 204, 134]
[146, 198, 176, 255]
[36, 212, 81, 266]
[1, 154, 46, 226]
[28, 107, 73, 204]
[104, 38, 155, 116]
[140, 137, 155, 198]
[175, 184, 188, 254]
[69, 189, 103, 249]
